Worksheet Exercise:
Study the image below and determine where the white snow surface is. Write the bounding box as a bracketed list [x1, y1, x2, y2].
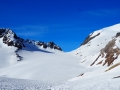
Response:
[0, 37, 85, 83]
[0, 24, 120, 90]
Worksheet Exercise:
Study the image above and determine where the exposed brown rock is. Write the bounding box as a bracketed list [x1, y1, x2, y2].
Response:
[90, 54, 101, 66]
[91, 38, 120, 66]
[102, 39, 120, 66]
[105, 62, 120, 72]
[96, 60, 103, 65]
[103, 53, 115, 66]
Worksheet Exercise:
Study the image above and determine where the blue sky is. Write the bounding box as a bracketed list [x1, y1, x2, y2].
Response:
[0, 0, 120, 51]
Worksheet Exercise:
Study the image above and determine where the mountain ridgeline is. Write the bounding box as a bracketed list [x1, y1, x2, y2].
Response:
[74, 24, 120, 68]
[0, 28, 62, 51]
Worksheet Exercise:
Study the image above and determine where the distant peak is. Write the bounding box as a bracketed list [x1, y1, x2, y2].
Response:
[0, 28, 62, 51]
[80, 23, 120, 46]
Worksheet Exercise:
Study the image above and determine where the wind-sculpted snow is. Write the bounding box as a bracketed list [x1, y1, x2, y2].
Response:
[0, 77, 52, 90]
[51, 79, 120, 90]
[0, 77, 120, 90]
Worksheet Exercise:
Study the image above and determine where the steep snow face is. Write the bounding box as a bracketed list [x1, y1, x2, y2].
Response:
[0, 38, 18, 68]
[72, 24, 120, 69]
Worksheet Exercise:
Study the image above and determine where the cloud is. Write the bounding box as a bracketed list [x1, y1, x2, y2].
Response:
[12, 25, 49, 37]
[84, 9, 120, 17]
[17, 32, 42, 36]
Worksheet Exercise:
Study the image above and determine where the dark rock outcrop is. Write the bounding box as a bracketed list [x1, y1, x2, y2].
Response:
[81, 33, 100, 46]
[47, 42, 62, 51]
[35, 41, 62, 51]
[116, 32, 120, 38]
[1, 29, 25, 49]
[0, 28, 62, 51]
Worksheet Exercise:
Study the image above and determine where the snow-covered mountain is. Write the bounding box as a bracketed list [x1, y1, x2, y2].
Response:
[71, 23, 120, 79]
[0, 28, 82, 82]
[0, 28, 62, 51]
[73, 23, 120, 68]
[1, 24, 120, 90]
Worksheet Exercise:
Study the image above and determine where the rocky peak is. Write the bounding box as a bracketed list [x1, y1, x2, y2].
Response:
[0, 28, 24, 49]
[0, 28, 62, 51]
[24, 39, 62, 51]
[47, 42, 62, 51]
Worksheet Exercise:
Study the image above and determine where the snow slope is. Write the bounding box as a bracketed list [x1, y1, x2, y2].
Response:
[70, 23, 120, 75]
[0, 49, 84, 82]
[0, 76, 120, 90]
[0, 77, 52, 90]
[0, 29, 84, 82]
[72, 23, 120, 67]
[0, 38, 17, 68]
[65, 23, 120, 89]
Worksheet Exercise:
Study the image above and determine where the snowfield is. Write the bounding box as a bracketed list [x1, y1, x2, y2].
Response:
[0, 76, 120, 90]
[0, 47, 85, 82]
[0, 24, 120, 90]
[0, 77, 52, 90]
[51, 79, 120, 90]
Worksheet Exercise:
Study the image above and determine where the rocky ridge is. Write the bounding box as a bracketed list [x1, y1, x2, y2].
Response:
[0, 28, 62, 51]
[0, 28, 62, 61]
[74, 24, 120, 69]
